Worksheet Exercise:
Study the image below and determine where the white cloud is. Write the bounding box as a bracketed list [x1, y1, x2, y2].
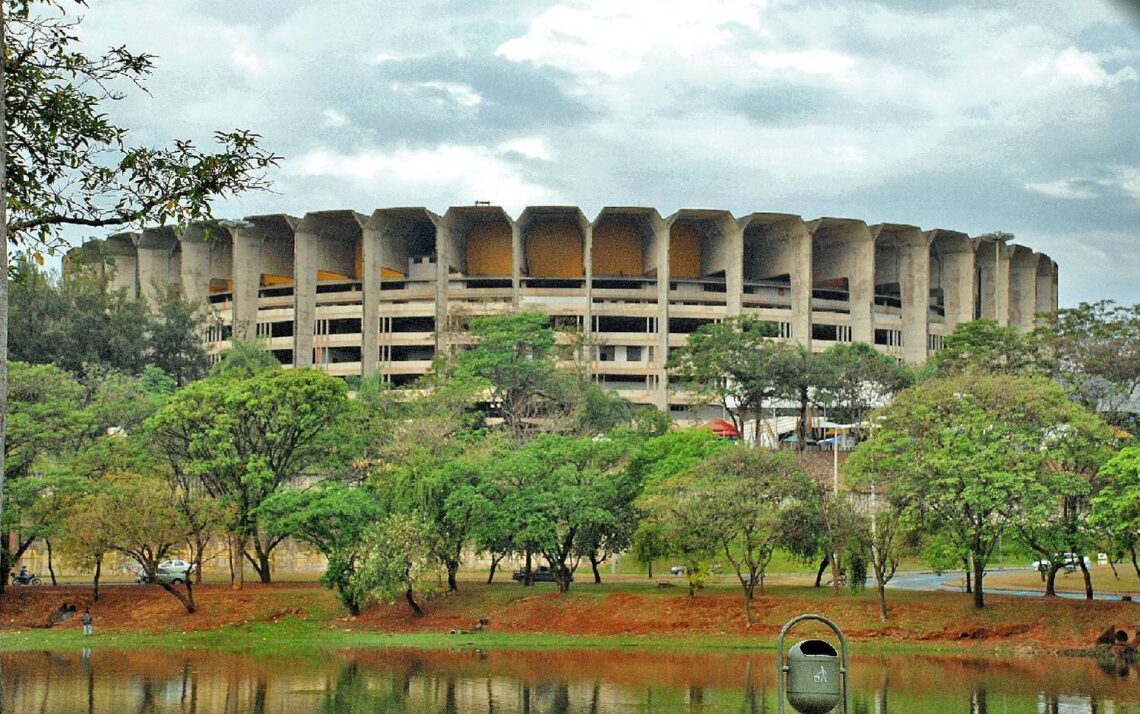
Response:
[1113, 167, 1140, 202]
[1025, 179, 1101, 200]
[749, 50, 855, 75]
[321, 109, 350, 128]
[497, 137, 554, 161]
[287, 143, 561, 212]
[418, 81, 484, 108]
[1024, 46, 1138, 88]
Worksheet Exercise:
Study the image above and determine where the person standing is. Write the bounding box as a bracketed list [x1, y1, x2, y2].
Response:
[81, 608, 93, 636]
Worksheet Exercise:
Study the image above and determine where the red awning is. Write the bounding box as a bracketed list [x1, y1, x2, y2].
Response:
[707, 418, 739, 438]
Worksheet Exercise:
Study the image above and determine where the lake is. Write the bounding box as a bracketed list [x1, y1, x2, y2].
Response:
[2, 646, 1138, 712]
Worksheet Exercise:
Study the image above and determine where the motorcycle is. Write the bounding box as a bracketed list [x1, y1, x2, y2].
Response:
[9, 570, 42, 586]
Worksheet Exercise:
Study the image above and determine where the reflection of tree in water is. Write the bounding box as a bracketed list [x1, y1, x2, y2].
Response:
[321, 660, 405, 713]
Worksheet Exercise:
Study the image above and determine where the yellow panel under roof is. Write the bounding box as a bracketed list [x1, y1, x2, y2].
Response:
[592, 222, 643, 277]
[526, 223, 582, 277]
[317, 270, 349, 281]
[669, 224, 700, 278]
[467, 223, 512, 276]
[261, 273, 293, 287]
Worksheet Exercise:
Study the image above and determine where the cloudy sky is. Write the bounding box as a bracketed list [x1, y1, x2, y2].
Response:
[74, 0, 1140, 307]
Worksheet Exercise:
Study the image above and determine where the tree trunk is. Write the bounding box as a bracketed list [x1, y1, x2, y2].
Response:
[830, 552, 841, 595]
[646, 560, 653, 579]
[446, 560, 459, 592]
[1130, 545, 1139, 579]
[486, 553, 503, 584]
[589, 553, 602, 584]
[877, 579, 888, 621]
[797, 387, 809, 452]
[160, 581, 196, 613]
[972, 556, 985, 609]
[0, 3, 10, 608]
[743, 589, 754, 626]
[556, 568, 572, 594]
[1045, 564, 1061, 597]
[92, 554, 102, 604]
[814, 556, 829, 587]
[1078, 558, 1094, 600]
[523, 549, 533, 587]
[405, 587, 424, 617]
[230, 532, 244, 590]
[46, 538, 56, 585]
[244, 535, 272, 583]
[964, 558, 972, 593]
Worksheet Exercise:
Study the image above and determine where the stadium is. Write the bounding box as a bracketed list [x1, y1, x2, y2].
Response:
[71, 205, 1057, 414]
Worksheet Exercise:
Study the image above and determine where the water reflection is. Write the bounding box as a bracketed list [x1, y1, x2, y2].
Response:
[2, 647, 1138, 713]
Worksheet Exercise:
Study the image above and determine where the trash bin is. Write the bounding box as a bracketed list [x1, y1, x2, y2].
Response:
[785, 639, 842, 714]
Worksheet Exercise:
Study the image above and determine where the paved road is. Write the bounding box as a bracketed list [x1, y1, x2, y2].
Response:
[886, 568, 1134, 602]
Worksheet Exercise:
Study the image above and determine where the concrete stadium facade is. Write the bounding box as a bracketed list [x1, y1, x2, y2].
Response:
[70, 205, 1058, 411]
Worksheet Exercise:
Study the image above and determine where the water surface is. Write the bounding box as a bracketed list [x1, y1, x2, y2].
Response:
[2, 646, 1138, 712]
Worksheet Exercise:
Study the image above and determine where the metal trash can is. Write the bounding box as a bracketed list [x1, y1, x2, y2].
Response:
[785, 639, 841, 714]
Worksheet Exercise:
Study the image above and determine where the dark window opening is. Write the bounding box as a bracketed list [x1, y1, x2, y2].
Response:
[597, 316, 647, 333]
[317, 282, 360, 294]
[259, 286, 293, 298]
[592, 278, 651, 290]
[390, 374, 420, 387]
[272, 349, 293, 365]
[390, 346, 435, 361]
[220, 324, 233, 340]
[874, 329, 891, 346]
[270, 321, 294, 338]
[812, 324, 838, 341]
[327, 318, 361, 335]
[322, 347, 361, 363]
[390, 317, 435, 333]
[524, 278, 583, 289]
[669, 318, 714, 334]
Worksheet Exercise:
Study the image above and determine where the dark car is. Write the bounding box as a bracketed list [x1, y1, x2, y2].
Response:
[511, 566, 567, 583]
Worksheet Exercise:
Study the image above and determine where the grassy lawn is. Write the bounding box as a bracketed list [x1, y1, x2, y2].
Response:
[977, 566, 1140, 596]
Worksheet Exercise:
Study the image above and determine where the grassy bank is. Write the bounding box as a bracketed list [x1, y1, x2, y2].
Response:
[1, 578, 1136, 656]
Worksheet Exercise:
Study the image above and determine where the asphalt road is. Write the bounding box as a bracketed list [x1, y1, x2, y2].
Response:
[887, 568, 1134, 602]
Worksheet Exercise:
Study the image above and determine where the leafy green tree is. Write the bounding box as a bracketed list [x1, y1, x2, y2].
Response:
[925, 319, 1049, 378]
[772, 343, 830, 450]
[352, 512, 442, 617]
[147, 287, 211, 386]
[848, 375, 1102, 608]
[1091, 446, 1140, 579]
[210, 339, 281, 378]
[667, 316, 780, 441]
[453, 312, 564, 440]
[815, 342, 913, 426]
[0, 0, 281, 584]
[1040, 300, 1140, 429]
[259, 483, 384, 614]
[148, 369, 350, 584]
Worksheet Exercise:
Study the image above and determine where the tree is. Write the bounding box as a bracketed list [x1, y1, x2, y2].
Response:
[771, 343, 830, 451]
[815, 342, 913, 427]
[844, 463, 912, 620]
[148, 369, 349, 585]
[1091, 446, 1140, 579]
[647, 447, 817, 624]
[453, 312, 564, 441]
[352, 512, 442, 618]
[925, 319, 1049, 379]
[259, 482, 384, 615]
[848, 375, 1103, 608]
[146, 287, 211, 386]
[0, 0, 281, 590]
[1040, 301, 1140, 430]
[667, 316, 780, 442]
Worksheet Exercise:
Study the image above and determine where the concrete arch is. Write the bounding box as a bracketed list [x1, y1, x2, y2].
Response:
[179, 223, 235, 307]
[872, 224, 930, 363]
[137, 226, 182, 305]
[591, 208, 663, 279]
[231, 214, 299, 344]
[926, 229, 974, 330]
[101, 232, 141, 297]
[807, 218, 874, 344]
[518, 206, 588, 283]
[294, 211, 368, 367]
[973, 235, 1011, 326]
[666, 209, 742, 313]
[1008, 244, 1038, 330]
[440, 205, 514, 281]
[1035, 253, 1058, 319]
[738, 212, 810, 342]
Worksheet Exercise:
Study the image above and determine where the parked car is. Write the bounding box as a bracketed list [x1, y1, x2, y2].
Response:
[1030, 553, 1091, 572]
[670, 565, 685, 575]
[510, 566, 568, 583]
[136, 559, 193, 585]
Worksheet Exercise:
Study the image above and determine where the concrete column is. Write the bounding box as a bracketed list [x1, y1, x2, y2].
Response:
[1034, 255, 1058, 319]
[293, 224, 318, 368]
[1009, 245, 1037, 331]
[511, 220, 522, 308]
[995, 243, 1010, 327]
[928, 230, 975, 332]
[582, 220, 594, 372]
[179, 239, 212, 307]
[231, 226, 263, 343]
[899, 234, 931, 364]
[789, 223, 812, 346]
[361, 219, 383, 376]
[136, 226, 181, 306]
[654, 219, 670, 411]
[724, 220, 743, 316]
[849, 226, 875, 345]
[103, 233, 140, 298]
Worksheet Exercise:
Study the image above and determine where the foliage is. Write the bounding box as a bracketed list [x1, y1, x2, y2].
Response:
[771, 343, 831, 449]
[259, 483, 385, 614]
[1090, 445, 1140, 578]
[1039, 300, 1140, 429]
[815, 342, 913, 426]
[351, 512, 442, 617]
[667, 316, 780, 440]
[147, 369, 350, 583]
[925, 319, 1049, 379]
[210, 339, 281, 379]
[847, 374, 1105, 608]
